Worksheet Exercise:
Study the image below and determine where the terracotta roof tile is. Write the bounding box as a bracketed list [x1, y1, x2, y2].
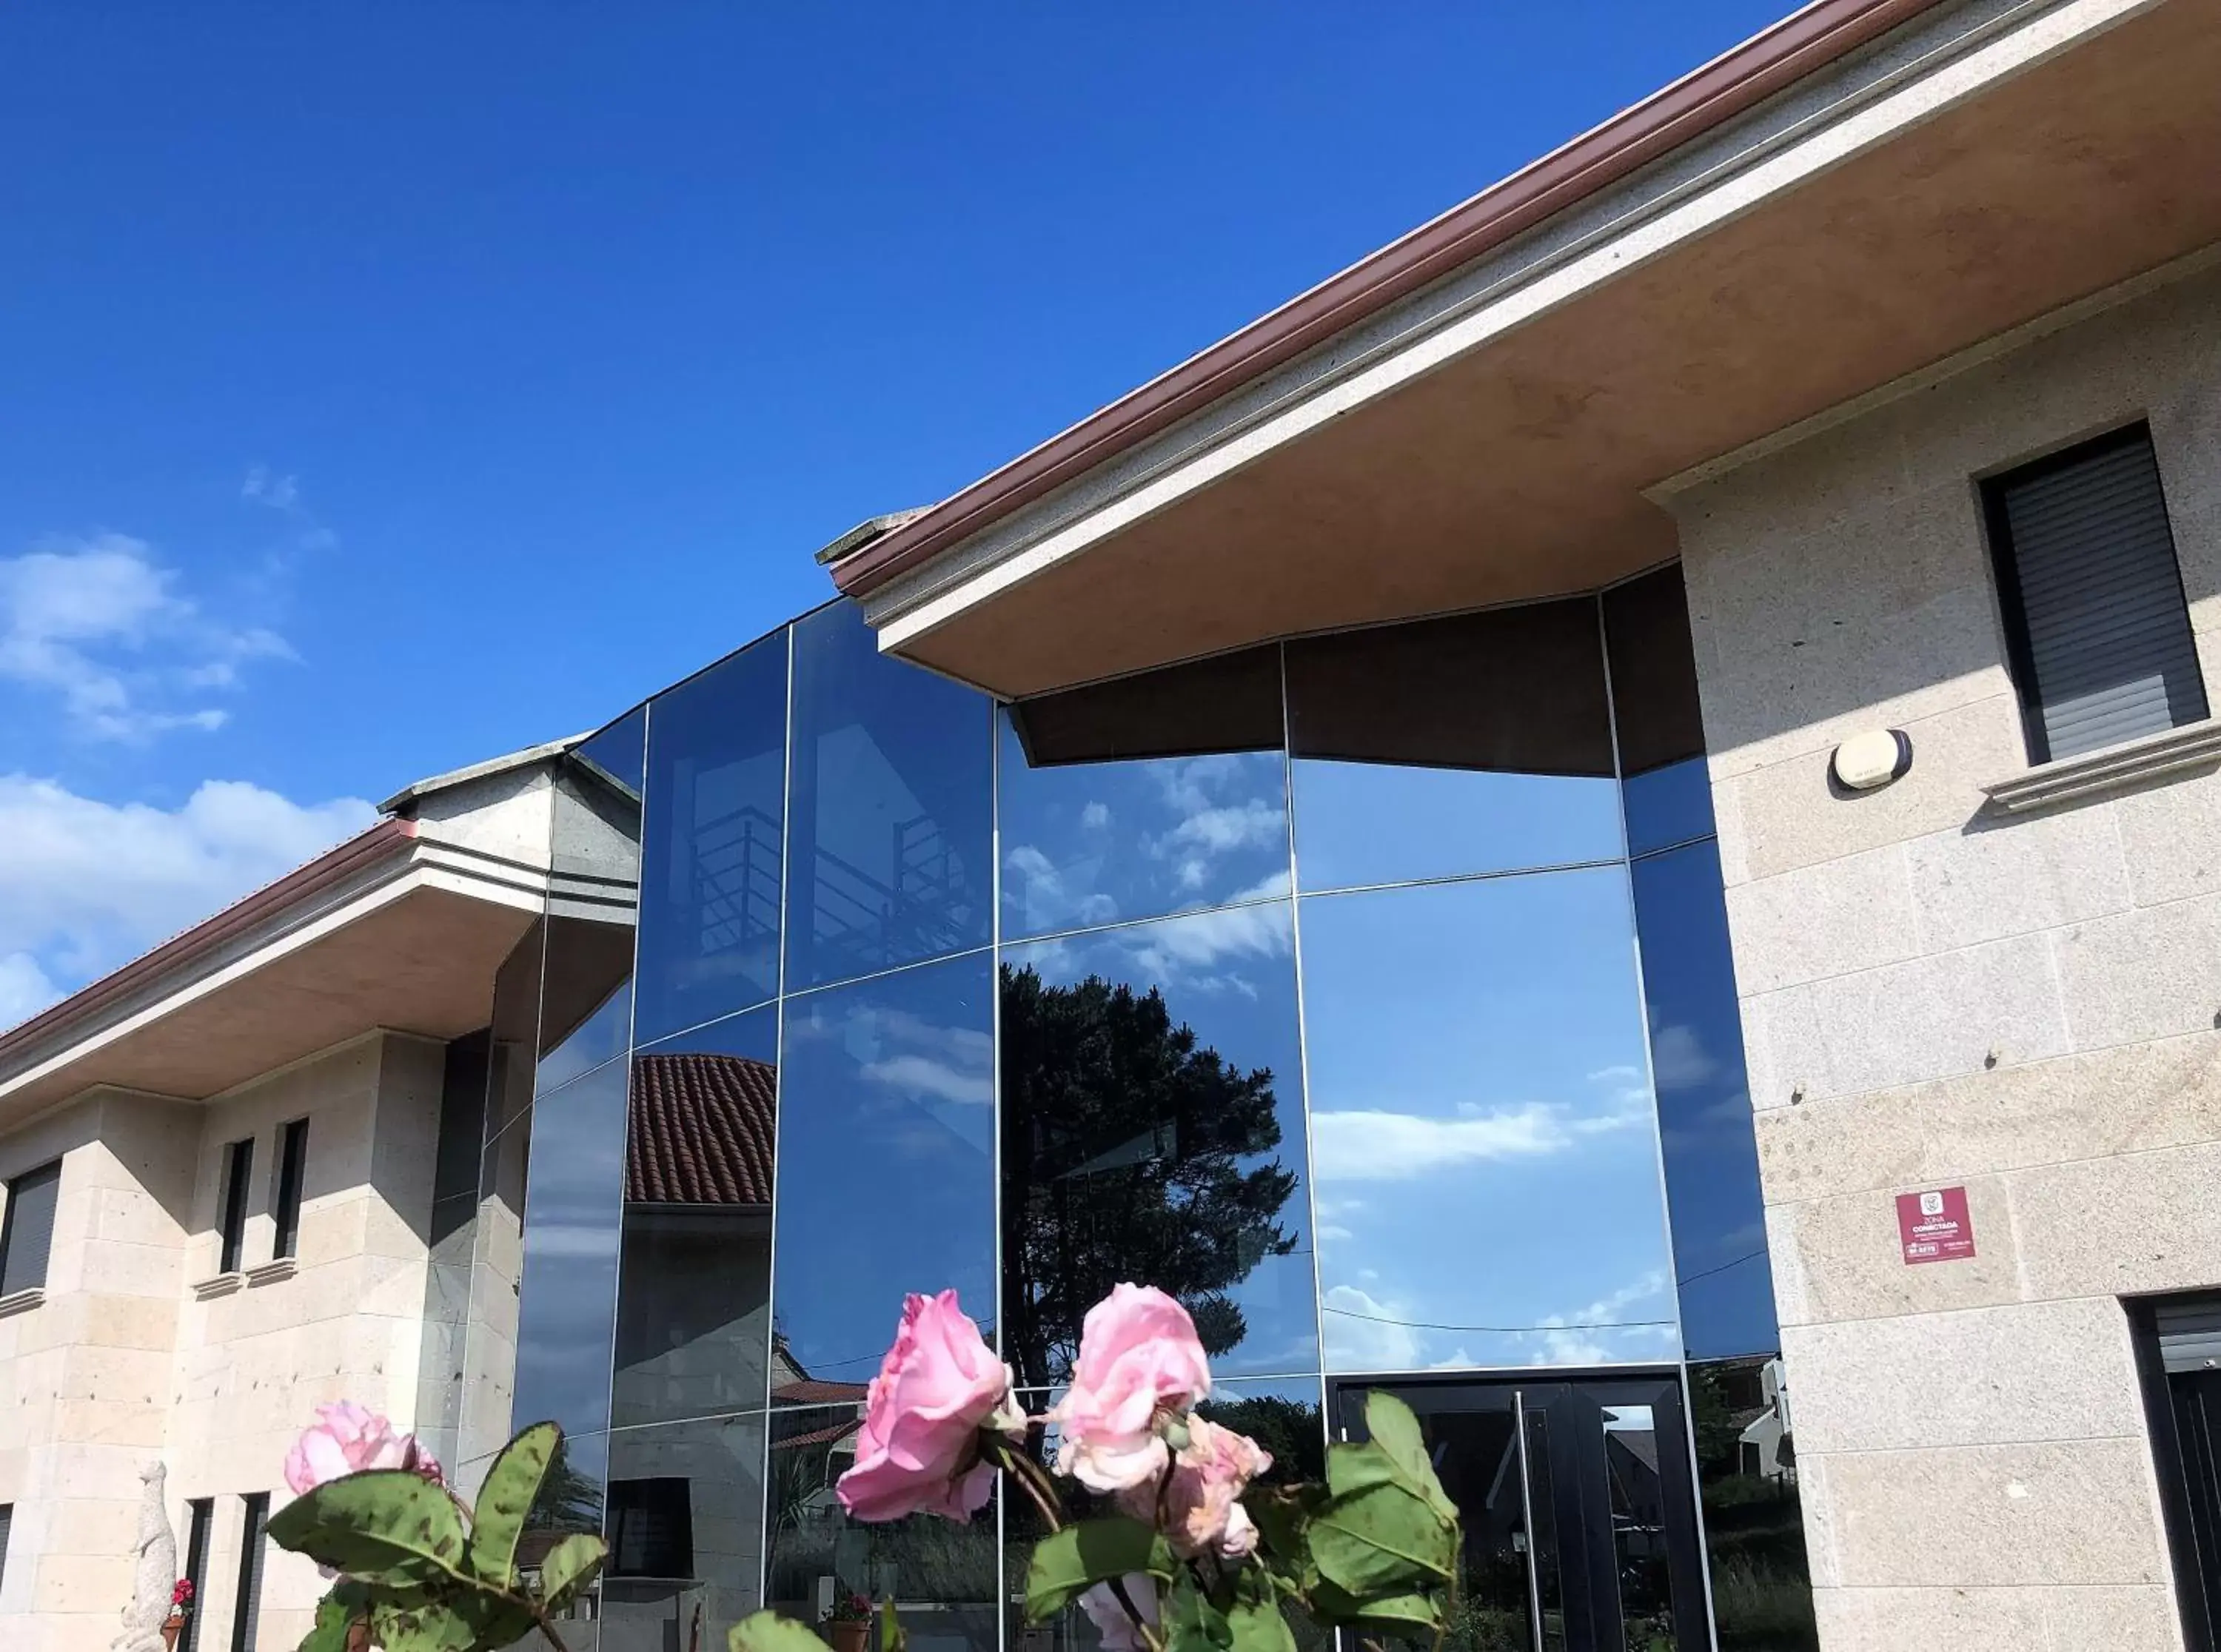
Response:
[626, 1052, 776, 1206]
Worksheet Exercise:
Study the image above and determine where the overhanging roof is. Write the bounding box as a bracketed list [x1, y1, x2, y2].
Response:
[836, 0, 2221, 697]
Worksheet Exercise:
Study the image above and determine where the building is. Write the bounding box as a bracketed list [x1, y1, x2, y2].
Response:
[3, 0, 2221, 1648]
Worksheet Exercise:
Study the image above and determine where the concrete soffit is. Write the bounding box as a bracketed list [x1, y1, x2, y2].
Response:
[858, 0, 2168, 667]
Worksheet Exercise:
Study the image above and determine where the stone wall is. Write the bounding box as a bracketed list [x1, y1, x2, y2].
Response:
[1672, 255, 2221, 1651]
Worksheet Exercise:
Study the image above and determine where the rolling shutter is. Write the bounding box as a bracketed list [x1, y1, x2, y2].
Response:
[1989, 426, 2208, 762]
[0, 1161, 61, 1296]
[2156, 1295, 2221, 1375]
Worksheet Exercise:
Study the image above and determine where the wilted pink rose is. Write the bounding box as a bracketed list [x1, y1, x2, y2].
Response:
[1079, 1576, 1159, 1652]
[1049, 1284, 1212, 1492]
[284, 1403, 442, 1496]
[1116, 1416, 1272, 1558]
[837, 1291, 1016, 1522]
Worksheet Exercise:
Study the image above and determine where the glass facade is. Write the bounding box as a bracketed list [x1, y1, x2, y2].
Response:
[476, 580, 1804, 1651]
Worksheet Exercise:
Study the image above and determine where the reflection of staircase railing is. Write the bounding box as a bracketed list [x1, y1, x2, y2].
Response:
[687, 806, 974, 976]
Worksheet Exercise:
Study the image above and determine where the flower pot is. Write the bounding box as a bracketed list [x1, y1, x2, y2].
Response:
[159, 1623, 181, 1652]
[830, 1619, 871, 1652]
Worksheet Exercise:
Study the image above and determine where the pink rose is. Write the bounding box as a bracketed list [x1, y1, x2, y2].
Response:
[1049, 1284, 1212, 1492]
[1079, 1576, 1159, 1652]
[284, 1403, 442, 1495]
[837, 1291, 1017, 1522]
[1116, 1417, 1272, 1558]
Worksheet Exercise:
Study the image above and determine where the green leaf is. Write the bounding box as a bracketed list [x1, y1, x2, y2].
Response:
[1162, 1571, 1229, 1652]
[366, 1589, 533, 1652]
[729, 1610, 837, 1652]
[1242, 1486, 1322, 1596]
[878, 1597, 905, 1652]
[1308, 1484, 1456, 1598]
[537, 1532, 606, 1611]
[1223, 1589, 1298, 1652]
[1361, 1392, 1458, 1525]
[265, 1471, 473, 1588]
[1022, 1516, 1177, 1623]
[298, 1582, 369, 1652]
[1307, 1580, 1443, 1634]
[1323, 1439, 1400, 1502]
[467, 1420, 561, 1585]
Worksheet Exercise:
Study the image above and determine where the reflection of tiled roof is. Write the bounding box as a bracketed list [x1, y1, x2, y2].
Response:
[626, 1053, 776, 1205]
[772, 1380, 870, 1406]
[773, 1419, 863, 1452]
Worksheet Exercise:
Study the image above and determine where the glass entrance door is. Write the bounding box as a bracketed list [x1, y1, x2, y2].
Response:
[1332, 1375, 1709, 1652]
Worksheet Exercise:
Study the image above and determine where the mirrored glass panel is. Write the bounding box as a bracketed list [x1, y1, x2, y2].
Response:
[771, 953, 995, 1386]
[1300, 870, 1678, 1371]
[1606, 567, 1714, 858]
[614, 1007, 777, 1429]
[1287, 602, 1621, 891]
[513, 1056, 629, 1444]
[767, 1405, 996, 1652]
[486, 919, 545, 1144]
[1001, 906, 1314, 1389]
[604, 1413, 768, 1652]
[787, 602, 993, 990]
[1687, 1357, 1817, 1651]
[460, 1105, 533, 1468]
[540, 711, 648, 1095]
[999, 648, 1288, 938]
[1631, 839, 1778, 1361]
[636, 632, 789, 1044]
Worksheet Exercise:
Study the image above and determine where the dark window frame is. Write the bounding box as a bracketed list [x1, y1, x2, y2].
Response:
[218, 1139, 255, 1276]
[2131, 1292, 2221, 1652]
[1981, 421, 2205, 765]
[270, 1119, 309, 1262]
[230, 1491, 269, 1652]
[0, 1501, 12, 1602]
[181, 1498, 214, 1652]
[0, 1158, 62, 1297]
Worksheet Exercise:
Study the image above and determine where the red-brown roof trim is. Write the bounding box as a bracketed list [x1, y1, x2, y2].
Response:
[0, 816, 418, 1071]
[832, 0, 1946, 600]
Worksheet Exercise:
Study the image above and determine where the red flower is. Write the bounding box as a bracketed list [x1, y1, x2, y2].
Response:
[172, 1578, 195, 1606]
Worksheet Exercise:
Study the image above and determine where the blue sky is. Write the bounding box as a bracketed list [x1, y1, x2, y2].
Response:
[0, 1, 1786, 1023]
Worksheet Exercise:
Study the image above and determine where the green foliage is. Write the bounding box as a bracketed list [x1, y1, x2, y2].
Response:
[267, 1424, 612, 1652]
[1023, 1515, 1179, 1622]
[877, 1599, 906, 1652]
[466, 1420, 560, 1584]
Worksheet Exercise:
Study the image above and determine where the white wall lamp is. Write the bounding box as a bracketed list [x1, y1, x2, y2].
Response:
[1831, 728, 1913, 791]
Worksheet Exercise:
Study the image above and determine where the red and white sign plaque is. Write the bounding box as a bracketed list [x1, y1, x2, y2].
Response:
[1896, 1186, 1975, 1265]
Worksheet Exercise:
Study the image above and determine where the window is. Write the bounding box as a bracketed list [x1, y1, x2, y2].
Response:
[230, 1492, 268, 1652]
[2134, 1293, 2221, 1651]
[218, 1140, 255, 1275]
[1984, 424, 2208, 763]
[270, 1121, 309, 1262]
[0, 1159, 61, 1297]
[0, 1502, 11, 1600]
[181, 1500, 212, 1652]
[606, 1477, 694, 1579]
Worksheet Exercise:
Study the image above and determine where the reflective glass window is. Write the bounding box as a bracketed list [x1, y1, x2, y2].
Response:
[512, 1056, 629, 1445]
[604, 1413, 767, 1652]
[636, 633, 789, 1044]
[786, 602, 992, 990]
[1287, 602, 1621, 890]
[460, 1107, 532, 1470]
[485, 919, 545, 1144]
[539, 710, 648, 1095]
[1686, 1357, 1815, 1647]
[518, 1429, 609, 1642]
[1300, 870, 1678, 1371]
[614, 1007, 777, 1428]
[767, 1405, 996, 1652]
[771, 953, 995, 1386]
[1631, 839, 1778, 1360]
[1605, 567, 1714, 856]
[1001, 906, 1315, 1389]
[999, 648, 1288, 938]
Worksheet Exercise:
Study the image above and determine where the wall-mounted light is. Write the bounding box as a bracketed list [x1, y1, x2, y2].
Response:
[1831, 728, 1913, 791]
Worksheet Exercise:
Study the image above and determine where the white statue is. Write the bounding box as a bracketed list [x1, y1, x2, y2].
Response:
[112, 1460, 177, 1652]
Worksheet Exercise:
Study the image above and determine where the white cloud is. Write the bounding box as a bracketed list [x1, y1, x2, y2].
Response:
[854, 1009, 995, 1107]
[1648, 1021, 1721, 1090]
[1310, 1098, 1644, 1181]
[0, 774, 375, 1027]
[0, 535, 292, 739]
[1321, 1284, 1424, 1369]
[1079, 801, 1110, 830]
[860, 1052, 994, 1108]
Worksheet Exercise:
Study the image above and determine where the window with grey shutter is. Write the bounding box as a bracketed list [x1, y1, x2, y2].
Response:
[0, 1502, 13, 1598]
[182, 1499, 213, 1652]
[218, 1139, 254, 1275]
[0, 1160, 61, 1296]
[271, 1120, 309, 1260]
[230, 1493, 268, 1652]
[1984, 424, 2208, 763]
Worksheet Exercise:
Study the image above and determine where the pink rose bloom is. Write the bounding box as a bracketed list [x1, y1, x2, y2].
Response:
[284, 1403, 442, 1495]
[1049, 1284, 1212, 1492]
[1116, 1417, 1272, 1558]
[1079, 1576, 1159, 1652]
[837, 1291, 1017, 1522]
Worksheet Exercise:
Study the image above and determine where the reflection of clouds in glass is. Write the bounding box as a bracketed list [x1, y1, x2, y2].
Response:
[852, 1007, 995, 1108]
[1323, 1272, 1678, 1372]
[1312, 1095, 1645, 1181]
[1079, 801, 1110, 830]
[1647, 1019, 1721, 1090]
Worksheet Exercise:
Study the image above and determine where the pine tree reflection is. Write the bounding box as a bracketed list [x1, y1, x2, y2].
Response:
[999, 963, 1299, 1391]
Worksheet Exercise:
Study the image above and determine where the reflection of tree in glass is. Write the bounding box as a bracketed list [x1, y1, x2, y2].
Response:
[523, 1435, 604, 1540]
[1686, 1363, 1818, 1652]
[999, 964, 1298, 1390]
